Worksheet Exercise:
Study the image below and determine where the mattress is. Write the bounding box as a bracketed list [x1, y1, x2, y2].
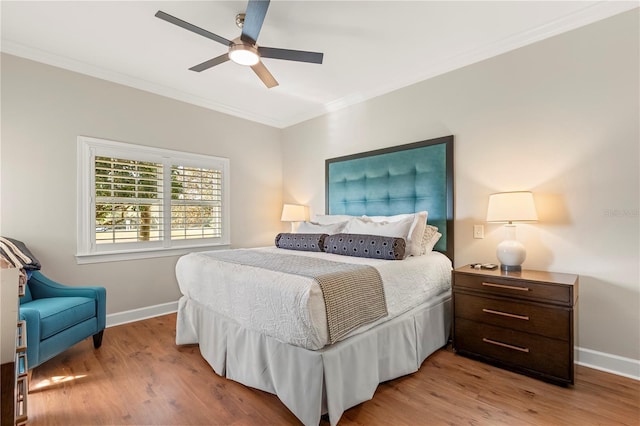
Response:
[175, 247, 452, 350]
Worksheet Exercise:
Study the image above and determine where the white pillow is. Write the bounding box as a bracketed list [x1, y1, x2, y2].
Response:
[363, 211, 428, 257]
[344, 216, 414, 241]
[423, 232, 442, 253]
[407, 211, 427, 256]
[363, 213, 413, 222]
[421, 225, 442, 254]
[296, 221, 348, 234]
[312, 214, 354, 225]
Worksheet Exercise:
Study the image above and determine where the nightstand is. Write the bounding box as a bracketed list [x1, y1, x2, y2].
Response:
[452, 265, 578, 386]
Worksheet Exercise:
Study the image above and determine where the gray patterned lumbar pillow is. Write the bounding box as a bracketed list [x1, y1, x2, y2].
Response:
[324, 233, 406, 260]
[275, 233, 328, 252]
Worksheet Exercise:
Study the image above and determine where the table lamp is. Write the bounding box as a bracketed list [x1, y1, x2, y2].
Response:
[281, 204, 307, 232]
[486, 191, 538, 272]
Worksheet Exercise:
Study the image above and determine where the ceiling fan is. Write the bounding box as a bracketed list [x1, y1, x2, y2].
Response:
[155, 0, 323, 89]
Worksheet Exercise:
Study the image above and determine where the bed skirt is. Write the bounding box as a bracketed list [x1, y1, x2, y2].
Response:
[176, 292, 451, 425]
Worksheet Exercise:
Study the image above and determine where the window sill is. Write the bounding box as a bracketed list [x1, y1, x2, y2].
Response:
[75, 244, 231, 264]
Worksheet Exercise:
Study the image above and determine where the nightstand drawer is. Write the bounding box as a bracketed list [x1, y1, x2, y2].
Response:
[454, 318, 572, 383]
[454, 273, 571, 305]
[454, 292, 570, 340]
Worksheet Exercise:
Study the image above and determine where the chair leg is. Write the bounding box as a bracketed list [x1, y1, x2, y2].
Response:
[92, 330, 104, 349]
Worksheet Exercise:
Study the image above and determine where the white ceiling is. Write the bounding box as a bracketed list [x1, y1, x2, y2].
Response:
[1, 1, 636, 128]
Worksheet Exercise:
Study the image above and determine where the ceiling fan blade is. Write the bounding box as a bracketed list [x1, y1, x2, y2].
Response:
[155, 10, 231, 47]
[241, 0, 270, 44]
[258, 46, 323, 64]
[250, 61, 278, 88]
[189, 54, 230, 72]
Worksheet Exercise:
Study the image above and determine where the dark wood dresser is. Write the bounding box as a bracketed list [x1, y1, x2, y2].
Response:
[1, 268, 28, 425]
[452, 265, 578, 386]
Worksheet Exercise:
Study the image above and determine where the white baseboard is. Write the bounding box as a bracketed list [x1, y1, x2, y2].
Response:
[576, 346, 640, 381]
[105, 305, 640, 382]
[106, 300, 178, 328]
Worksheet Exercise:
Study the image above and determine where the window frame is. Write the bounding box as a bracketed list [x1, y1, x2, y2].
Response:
[76, 136, 230, 264]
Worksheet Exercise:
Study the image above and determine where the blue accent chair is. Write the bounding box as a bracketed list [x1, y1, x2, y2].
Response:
[19, 271, 106, 369]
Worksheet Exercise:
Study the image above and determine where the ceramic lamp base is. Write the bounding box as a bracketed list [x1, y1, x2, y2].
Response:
[500, 263, 522, 272]
[496, 225, 526, 271]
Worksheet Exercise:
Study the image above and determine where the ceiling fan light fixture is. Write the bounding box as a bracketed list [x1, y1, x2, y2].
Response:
[229, 42, 260, 66]
[155, 0, 323, 88]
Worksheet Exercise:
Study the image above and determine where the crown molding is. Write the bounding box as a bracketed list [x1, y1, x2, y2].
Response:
[0, 40, 286, 128]
[3, 2, 636, 129]
[307, 2, 639, 127]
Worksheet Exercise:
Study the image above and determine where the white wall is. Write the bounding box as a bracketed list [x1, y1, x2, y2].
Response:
[282, 10, 639, 369]
[1, 10, 637, 378]
[1, 54, 284, 315]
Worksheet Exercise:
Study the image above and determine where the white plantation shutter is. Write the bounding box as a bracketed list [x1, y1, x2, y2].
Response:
[77, 136, 230, 263]
[171, 165, 223, 240]
[95, 157, 164, 244]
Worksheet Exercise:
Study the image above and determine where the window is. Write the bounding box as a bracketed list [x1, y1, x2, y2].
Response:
[77, 136, 230, 263]
[170, 164, 224, 240]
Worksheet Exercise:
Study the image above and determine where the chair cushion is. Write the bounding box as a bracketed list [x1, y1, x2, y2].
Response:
[21, 297, 96, 340]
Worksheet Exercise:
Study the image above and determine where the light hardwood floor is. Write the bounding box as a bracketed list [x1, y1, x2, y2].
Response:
[27, 314, 639, 425]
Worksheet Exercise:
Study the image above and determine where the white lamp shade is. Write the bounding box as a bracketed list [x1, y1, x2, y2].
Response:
[281, 204, 307, 222]
[486, 191, 538, 223]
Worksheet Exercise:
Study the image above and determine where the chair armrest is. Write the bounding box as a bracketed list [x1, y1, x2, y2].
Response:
[28, 271, 106, 331]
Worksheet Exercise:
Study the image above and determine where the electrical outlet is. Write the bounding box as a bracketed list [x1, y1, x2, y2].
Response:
[473, 224, 484, 239]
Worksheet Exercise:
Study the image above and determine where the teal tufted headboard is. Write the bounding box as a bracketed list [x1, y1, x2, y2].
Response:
[325, 135, 454, 262]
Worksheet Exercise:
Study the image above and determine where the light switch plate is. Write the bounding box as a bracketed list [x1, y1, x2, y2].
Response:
[473, 225, 484, 239]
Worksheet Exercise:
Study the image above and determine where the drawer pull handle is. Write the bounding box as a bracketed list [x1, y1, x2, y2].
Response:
[482, 337, 530, 353]
[482, 308, 530, 321]
[482, 282, 530, 292]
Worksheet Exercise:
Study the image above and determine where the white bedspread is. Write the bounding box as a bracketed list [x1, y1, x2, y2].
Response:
[175, 247, 452, 350]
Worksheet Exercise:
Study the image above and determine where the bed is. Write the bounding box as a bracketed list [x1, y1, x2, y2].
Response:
[175, 135, 454, 425]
